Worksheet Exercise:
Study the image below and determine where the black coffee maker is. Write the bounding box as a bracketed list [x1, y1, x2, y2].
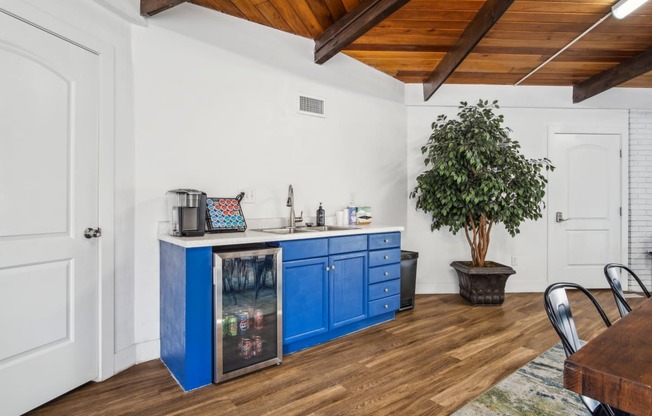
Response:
[166, 189, 207, 237]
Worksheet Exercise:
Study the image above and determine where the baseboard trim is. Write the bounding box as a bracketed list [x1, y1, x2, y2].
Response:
[416, 280, 546, 294]
[136, 339, 160, 363]
[113, 339, 160, 375]
[114, 344, 137, 374]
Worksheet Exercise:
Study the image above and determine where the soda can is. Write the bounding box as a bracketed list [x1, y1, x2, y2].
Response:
[227, 315, 238, 337]
[252, 335, 263, 356]
[238, 310, 249, 334]
[254, 309, 264, 330]
[239, 337, 252, 360]
[222, 315, 228, 337]
[247, 306, 255, 326]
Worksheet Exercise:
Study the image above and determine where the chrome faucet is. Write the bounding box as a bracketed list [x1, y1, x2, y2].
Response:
[286, 185, 303, 227]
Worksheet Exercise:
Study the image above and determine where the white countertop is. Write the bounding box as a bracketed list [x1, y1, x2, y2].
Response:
[159, 224, 404, 248]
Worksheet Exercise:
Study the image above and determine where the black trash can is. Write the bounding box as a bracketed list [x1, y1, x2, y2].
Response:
[399, 250, 418, 311]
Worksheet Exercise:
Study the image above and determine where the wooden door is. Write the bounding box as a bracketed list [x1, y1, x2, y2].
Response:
[0, 10, 100, 415]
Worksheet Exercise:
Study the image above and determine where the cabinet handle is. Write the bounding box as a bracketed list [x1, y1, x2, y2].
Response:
[331, 265, 336, 270]
[384, 272, 389, 276]
[384, 239, 389, 243]
[384, 288, 389, 293]
[326, 266, 330, 272]
[384, 304, 389, 309]
[384, 255, 389, 260]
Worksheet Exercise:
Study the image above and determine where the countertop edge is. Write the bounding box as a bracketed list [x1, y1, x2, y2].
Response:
[158, 225, 405, 248]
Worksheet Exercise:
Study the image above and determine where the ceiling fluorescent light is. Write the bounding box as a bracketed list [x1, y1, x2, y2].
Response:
[612, 0, 648, 19]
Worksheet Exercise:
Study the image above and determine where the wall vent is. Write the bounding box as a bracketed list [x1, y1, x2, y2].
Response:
[298, 95, 325, 117]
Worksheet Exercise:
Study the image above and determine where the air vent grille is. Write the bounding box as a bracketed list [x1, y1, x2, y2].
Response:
[298, 95, 325, 117]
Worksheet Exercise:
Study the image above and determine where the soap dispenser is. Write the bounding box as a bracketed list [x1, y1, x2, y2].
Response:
[317, 203, 325, 226]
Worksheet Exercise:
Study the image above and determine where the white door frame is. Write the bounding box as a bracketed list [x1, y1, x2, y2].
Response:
[547, 122, 629, 290]
[0, 0, 116, 380]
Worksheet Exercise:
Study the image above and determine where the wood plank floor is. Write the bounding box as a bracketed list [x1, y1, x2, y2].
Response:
[28, 291, 642, 416]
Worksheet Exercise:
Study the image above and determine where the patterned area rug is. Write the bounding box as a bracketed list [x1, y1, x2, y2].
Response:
[452, 343, 590, 415]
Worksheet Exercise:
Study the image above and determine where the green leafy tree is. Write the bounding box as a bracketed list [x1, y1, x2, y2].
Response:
[410, 100, 554, 267]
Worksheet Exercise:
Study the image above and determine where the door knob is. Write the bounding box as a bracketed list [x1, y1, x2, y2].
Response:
[84, 227, 102, 239]
[555, 212, 570, 223]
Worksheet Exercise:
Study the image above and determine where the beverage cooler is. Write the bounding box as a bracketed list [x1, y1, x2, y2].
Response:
[213, 246, 282, 383]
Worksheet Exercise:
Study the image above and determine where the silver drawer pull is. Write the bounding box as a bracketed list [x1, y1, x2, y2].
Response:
[384, 239, 389, 243]
[384, 304, 389, 309]
[384, 288, 389, 293]
[384, 255, 389, 260]
[384, 272, 389, 276]
[332, 264, 335, 270]
[326, 266, 330, 271]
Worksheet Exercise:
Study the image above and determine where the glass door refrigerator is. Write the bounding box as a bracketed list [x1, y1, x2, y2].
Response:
[213, 245, 282, 383]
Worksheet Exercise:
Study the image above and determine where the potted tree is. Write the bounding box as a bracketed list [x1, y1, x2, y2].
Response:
[410, 100, 553, 305]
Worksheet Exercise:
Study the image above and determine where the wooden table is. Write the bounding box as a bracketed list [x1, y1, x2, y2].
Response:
[564, 298, 652, 415]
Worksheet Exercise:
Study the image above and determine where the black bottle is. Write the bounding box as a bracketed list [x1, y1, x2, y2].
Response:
[317, 203, 325, 226]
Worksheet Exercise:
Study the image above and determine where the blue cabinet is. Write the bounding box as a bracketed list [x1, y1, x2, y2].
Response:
[283, 256, 329, 343]
[329, 251, 367, 329]
[280, 233, 398, 354]
[367, 232, 401, 317]
[159, 230, 401, 390]
[159, 242, 213, 391]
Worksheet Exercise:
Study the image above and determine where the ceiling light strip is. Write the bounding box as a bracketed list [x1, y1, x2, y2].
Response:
[514, 12, 612, 86]
[612, 0, 649, 19]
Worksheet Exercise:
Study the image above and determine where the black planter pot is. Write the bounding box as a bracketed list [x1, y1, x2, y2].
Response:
[451, 261, 516, 305]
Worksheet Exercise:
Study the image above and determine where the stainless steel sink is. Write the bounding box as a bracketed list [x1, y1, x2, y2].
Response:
[307, 225, 360, 231]
[256, 227, 318, 235]
[256, 225, 360, 234]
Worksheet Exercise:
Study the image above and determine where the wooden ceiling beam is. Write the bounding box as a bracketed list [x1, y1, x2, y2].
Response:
[422, 0, 514, 101]
[314, 0, 410, 65]
[141, 0, 186, 17]
[573, 47, 652, 103]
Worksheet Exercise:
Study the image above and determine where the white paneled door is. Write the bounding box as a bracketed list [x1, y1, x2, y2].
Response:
[0, 10, 100, 415]
[548, 133, 622, 288]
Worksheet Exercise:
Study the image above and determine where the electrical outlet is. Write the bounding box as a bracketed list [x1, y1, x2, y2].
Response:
[511, 256, 518, 266]
[242, 189, 256, 204]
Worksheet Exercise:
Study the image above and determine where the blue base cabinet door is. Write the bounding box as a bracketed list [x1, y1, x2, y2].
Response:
[329, 251, 367, 329]
[283, 257, 329, 344]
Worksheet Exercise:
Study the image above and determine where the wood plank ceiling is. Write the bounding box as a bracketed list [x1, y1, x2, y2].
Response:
[149, 0, 652, 100]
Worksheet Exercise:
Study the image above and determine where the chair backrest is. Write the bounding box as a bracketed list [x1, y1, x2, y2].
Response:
[543, 282, 614, 416]
[604, 263, 651, 318]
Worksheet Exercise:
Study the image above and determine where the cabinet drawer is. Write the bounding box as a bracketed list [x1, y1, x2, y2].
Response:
[369, 279, 400, 301]
[368, 248, 401, 267]
[368, 232, 400, 250]
[280, 238, 328, 261]
[368, 295, 400, 317]
[329, 235, 367, 254]
[368, 263, 400, 284]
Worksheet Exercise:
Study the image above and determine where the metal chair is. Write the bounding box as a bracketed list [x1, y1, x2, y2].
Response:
[604, 263, 651, 318]
[543, 282, 629, 416]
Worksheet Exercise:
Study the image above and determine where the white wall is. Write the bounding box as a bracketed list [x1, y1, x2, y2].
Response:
[629, 110, 652, 288]
[132, 4, 406, 360]
[405, 84, 634, 294]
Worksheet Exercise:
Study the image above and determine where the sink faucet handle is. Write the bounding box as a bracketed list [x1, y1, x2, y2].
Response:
[295, 211, 304, 224]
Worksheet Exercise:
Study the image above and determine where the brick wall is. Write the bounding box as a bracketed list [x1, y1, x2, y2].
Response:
[629, 110, 652, 289]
